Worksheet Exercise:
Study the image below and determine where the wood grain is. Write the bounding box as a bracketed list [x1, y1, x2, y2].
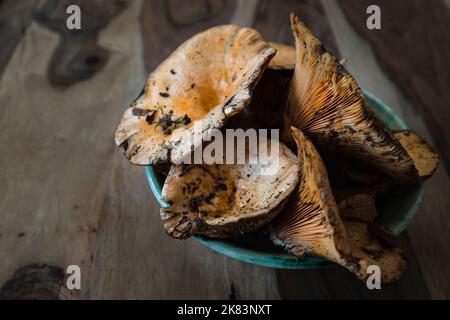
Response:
[136, 0, 282, 300]
[0, 0, 38, 78]
[35, 0, 130, 87]
[339, 0, 450, 174]
[253, 0, 340, 56]
[0, 264, 70, 300]
[0, 0, 280, 299]
[255, 0, 431, 299]
[140, 0, 237, 73]
[0, 1, 146, 299]
[277, 235, 430, 299]
[0, 0, 446, 299]
[323, 0, 450, 299]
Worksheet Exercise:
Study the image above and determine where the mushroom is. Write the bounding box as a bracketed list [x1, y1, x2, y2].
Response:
[271, 127, 351, 259]
[344, 221, 406, 284]
[338, 193, 377, 223]
[223, 41, 294, 131]
[268, 42, 295, 70]
[271, 127, 406, 283]
[115, 25, 276, 165]
[225, 67, 291, 131]
[283, 13, 424, 183]
[160, 138, 299, 239]
[393, 130, 439, 180]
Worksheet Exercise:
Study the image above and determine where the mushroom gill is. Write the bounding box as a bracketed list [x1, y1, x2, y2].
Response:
[282, 13, 421, 183]
[271, 127, 351, 259]
[272, 127, 406, 283]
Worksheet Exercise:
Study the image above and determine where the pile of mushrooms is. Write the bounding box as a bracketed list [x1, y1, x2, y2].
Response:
[115, 13, 438, 284]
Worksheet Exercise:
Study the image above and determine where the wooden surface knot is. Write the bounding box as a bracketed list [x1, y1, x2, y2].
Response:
[0, 264, 70, 300]
[34, 0, 130, 87]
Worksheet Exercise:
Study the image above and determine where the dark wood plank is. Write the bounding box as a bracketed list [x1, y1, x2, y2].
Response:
[253, 0, 340, 56]
[339, 0, 450, 174]
[0, 1, 147, 299]
[0, 0, 440, 299]
[277, 235, 430, 299]
[0, 0, 280, 299]
[140, 0, 237, 72]
[0, 0, 38, 77]
[135, 0, 281, 299]
[34, 0, 130, 87]
[323, 0, 450, 299]
[254, 0, 431, 299]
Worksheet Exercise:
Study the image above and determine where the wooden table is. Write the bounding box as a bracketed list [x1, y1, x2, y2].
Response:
[0, 0, 449, 299]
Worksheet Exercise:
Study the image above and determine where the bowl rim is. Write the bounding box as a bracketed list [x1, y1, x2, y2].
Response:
[144, 89, 424, 269]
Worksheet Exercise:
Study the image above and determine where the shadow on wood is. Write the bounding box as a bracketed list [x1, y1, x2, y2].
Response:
[277, 235, 430, 299]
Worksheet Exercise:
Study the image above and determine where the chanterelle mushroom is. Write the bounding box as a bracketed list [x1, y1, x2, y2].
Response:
[283, 13, 424, 183]
[271, 127, 406, 283]
[160, 139, 299, 239]
[115, 25, 275, 165]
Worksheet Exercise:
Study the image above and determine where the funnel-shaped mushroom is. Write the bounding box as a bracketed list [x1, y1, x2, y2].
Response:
[115, 25, 276, 165]
[271, 127, 406, 283]
[283, 13, 420, 183]
[393, 130, 439, 180]
[271, 127, 351, 259]
[160, 139, 299, 239]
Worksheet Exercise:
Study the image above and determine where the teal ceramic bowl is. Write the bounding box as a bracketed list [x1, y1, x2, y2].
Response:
[145, 90, 423, 269]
